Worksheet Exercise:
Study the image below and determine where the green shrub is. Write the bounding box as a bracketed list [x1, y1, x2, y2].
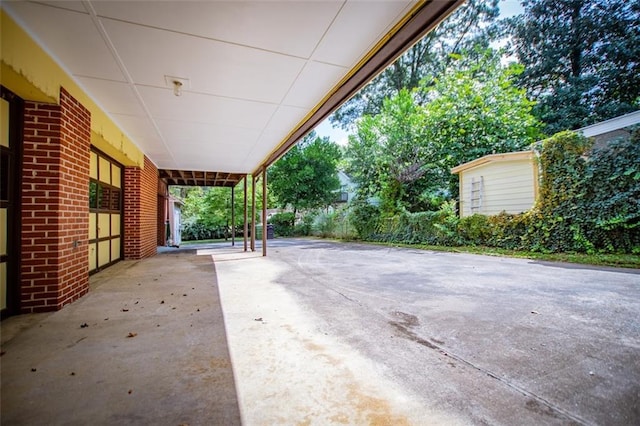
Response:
[294, 212, 315, 236]
[181, 221, 227, 241]
[487, 212, 528, 250]
[268, 212, 295, 237]
[314, 211, 338, 237]
[458, 214, 491, 245]
[367, 201, 460, 245]
[349, 198, 382, 240]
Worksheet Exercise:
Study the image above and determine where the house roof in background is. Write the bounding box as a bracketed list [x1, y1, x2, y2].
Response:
[578, 110, 640, 138]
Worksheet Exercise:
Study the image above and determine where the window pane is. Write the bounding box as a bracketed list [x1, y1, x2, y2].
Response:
[98, 186, 110, 210]
[89, 181, 98, 209]
[0, 150, 8, 202]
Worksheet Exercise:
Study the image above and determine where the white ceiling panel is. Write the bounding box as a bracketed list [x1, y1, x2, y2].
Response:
[4, 1, 125, 81]
[312, 1, 413, 67]
[92, 0, 342, 59]
[108, 114, 159, 140]
[265, 105, 310, 136]
[282, 61, 349, 109]
[102, 18, 306, 104]
[156, 119, 261, 149]
[136, 87, 277, 130]
[76, 77, 146, 116]
[241, 131, 284, 171]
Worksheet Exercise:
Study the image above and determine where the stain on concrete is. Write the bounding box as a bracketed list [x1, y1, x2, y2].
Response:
[391, 311, 420, 327]
[348, 383, 411, 426]
[525, 398, 559, 419]
[389, 311, 441, 350]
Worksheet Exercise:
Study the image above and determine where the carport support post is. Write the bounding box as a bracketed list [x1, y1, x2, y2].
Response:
[231, 186, 235, 246]
[251, 174, 256, 252]
[243, 176, 248, 252]
[262, 166, 267, 257]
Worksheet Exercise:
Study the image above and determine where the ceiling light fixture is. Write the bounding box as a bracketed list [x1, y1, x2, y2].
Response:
[173, 80, 183, 97]
[165, 75, 190, 97]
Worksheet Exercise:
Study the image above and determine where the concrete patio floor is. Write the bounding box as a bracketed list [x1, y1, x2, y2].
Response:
[1, 250, 241, 426]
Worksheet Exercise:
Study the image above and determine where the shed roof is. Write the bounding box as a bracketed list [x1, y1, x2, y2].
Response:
[451, 150, 534, 174]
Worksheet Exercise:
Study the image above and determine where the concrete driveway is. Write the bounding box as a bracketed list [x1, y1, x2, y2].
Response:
[214, 239, 640, 425]
[2, 239, 638, 425]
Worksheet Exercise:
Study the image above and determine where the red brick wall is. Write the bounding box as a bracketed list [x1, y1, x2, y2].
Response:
[124, 156, 158, 259]
[21, 88, 90, 313]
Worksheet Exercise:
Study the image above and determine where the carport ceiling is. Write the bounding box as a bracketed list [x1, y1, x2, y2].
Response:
[4, 0, 463, 175]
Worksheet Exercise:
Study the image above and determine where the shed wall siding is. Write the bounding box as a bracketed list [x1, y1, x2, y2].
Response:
[460, 159, 535, 217]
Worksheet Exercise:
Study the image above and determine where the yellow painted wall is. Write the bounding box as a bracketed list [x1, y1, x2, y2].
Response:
[459, 159, 536, 217]
[0, 10, 144, 168]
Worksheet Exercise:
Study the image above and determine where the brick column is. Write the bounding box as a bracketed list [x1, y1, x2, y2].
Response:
[21, 88, 90, 312]
[124, 156, 158, 259]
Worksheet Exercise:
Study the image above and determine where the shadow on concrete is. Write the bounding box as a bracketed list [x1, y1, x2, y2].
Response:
[529, 260, 640, 275]
[1, 251, 241, 425]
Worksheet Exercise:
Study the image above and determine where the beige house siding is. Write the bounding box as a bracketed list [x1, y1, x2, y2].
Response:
[453, 152, 537, 217]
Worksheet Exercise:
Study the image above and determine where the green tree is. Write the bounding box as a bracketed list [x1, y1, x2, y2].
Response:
[422, 50, 543, 195]
[344, 89, 441, 214]
[268, 131, 341, 215]
[505, 0, 640, 134]
[344, 49, 543, 213]
[331, 0, 501, 129]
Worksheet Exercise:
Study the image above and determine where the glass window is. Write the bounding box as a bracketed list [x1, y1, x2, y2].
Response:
[89, 181, 98, 209]
[0, 150, 8, 202]
[98, 186, 110, 210]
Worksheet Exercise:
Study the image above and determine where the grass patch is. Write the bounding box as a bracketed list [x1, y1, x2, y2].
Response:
[359, 241, 640, 269]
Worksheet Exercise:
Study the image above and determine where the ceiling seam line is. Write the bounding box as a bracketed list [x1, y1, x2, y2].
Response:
[97, 15, 312, 62]
[272, 1, 347, 107]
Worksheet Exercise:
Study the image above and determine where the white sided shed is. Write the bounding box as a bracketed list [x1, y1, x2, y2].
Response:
[451, 151, 538, 218]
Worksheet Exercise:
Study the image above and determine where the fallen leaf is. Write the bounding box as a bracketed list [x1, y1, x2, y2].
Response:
[126, 332, 137, 338]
